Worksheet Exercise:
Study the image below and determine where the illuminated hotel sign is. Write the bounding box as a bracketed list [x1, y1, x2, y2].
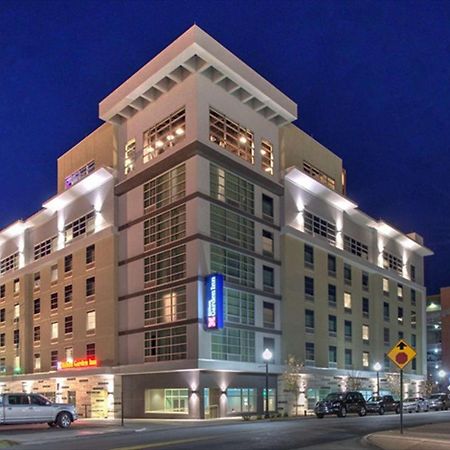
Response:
[57, 357, 98, 370]
[205, 273, 224, 330]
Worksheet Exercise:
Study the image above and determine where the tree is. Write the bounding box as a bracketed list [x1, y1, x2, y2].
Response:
[385, 373, 401, 398]
[346, 371, 364, 391]
[423, 379, 434, 397]
[282, 355, 304, 416]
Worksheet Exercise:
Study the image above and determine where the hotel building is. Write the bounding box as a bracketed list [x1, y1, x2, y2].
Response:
[0, 26, 432, 418]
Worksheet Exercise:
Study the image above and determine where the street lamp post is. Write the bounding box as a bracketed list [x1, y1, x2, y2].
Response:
[438, 369, 446, 390]
[374, 362, 382, 395]
[262, 348, 273, 418]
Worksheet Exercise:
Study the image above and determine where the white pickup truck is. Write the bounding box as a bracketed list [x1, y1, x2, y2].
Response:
[0, 393, 78, 428]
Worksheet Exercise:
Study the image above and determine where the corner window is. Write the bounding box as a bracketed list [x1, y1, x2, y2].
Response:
[262, 194, 274, 221]
[263, 266, 274, 292]
[263, 302, 275, 328]
[305, 277, 314, 300]
[328, 255, 336, 276]
[261, 140, 273, 175]
[124, 139, 136, 175]
[344, 292, 352, 311]
[262, 230, 274, 256]
[304, 244, 314, 268]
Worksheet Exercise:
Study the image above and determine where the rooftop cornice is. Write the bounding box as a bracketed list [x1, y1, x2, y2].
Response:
[99, 25, 297, 127]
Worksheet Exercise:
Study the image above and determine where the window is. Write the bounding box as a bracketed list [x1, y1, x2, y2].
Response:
[210, 205, 254, 250]
[50, 293, 58, 311]
[64, 316, 73, 334]
[305, 309, 315, 331]
[144, 326, 187, 361]
[304, 211, 336, 245]
[305, 277, 314, 300]
[328, 284, 336, 306]
[225, 289, 255, 325]
[362, 351, 370, 368]
[144, 164, 185, 211]
[34, 237, 57, 261]
[412, 358, 417, 371]
[143, 108, 185, 163]
[261, 140, 273, 175]
[362, 325, 369, 342]
[344, 235, 368, 260]
[345, 349, 352, 367]
[383, 302, 390, 321]
[13, 329, 19, 346]
[64, 160, 95, 189]
[262, 194, 274, 221]
[51, 322, 58, 340]
[225, 388, 257, 414]
[303, 161, 336, 190]
[362, 297, 369, 317]
[145, 388, 189, 414]
[13, 278, 20, 295]
[64, 255, 73, 274]
[411, 289, 417, 306]
[50, 350, 58, 369]
[329, 346, 337, 364]
[34, 354, 41, 370]
[64, 211, 95, 243]
[398, 307, 404, 324]
[263, 337, 275, 356]
[0, 333, 4, 347]
[124, 139, 136, 174]
[397, 284, 403, 300]
[0, 358, 5, 373]
[51, 265, 58, 283]
[328, 254, 336, 276]
[65, 347, 73, 361]
[410, 264, 416, 282]
[211, 328, 255, 362]
[64, 285, 73, 304]
[383, 251, 403, 274]
[262, 266, 274, 292]
[383, 277, 389, 295]
[411, 334, 416, 347]
[86, 343, 96, 358]
[0, 285, 4, 299]
[262, 230, 274, 256]
[305, 342, 315, 362]
[0, 308, 4, 322]
[144, 245, 186, 286]
[144, 286, 187, 325]
[411, 311, 416, 329]
[344, 264, 352, 285]
[328, 315, 337, 335]
[33, 299, 40, 315]
[86, 277, 95, 297]
[144, 205, 186, 248]
[384, 327, 390, 345]
[210, 164, 254, 214]
[86, 311, 96, 332]
[344, 292, 352, 311]
[398, 331, 404, 339]
[33, 272, 41, 290]
[209, 108, 254, 164]
[344, 321, 352, 340]
[362, 272, 369, 290]
[86, 245, 95, 265]
[263, 302, 275, 328]
[13, 304, 20, 320]
[0, 252, 19, 275]
[33, 326, 40, 343]
[211, 246, 254, 287]
[304, 244, 314, 268]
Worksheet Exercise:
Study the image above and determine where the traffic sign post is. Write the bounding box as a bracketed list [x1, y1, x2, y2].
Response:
[387, 339, 417, 435]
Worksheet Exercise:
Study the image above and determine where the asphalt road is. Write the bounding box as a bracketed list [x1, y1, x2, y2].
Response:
[5, 410, 450, 450]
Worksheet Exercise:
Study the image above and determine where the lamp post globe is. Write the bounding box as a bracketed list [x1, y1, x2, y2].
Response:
[438, 369, 446, 379]
[373, 362, 382, 395]
[262, 348, 273, 418]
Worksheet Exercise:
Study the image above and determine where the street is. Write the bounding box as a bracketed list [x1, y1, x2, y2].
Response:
[3, 410, 450, 450]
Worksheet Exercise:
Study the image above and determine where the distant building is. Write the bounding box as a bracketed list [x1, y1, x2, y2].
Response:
[0, 25, 433, 418]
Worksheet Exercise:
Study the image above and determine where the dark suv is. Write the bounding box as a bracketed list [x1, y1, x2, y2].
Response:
[314, 392, 367, 418]
[366, 395, 400, 415]
[428, 393, 450, 411]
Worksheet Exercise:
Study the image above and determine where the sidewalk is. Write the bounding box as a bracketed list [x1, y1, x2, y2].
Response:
[366, 422, 450, 450]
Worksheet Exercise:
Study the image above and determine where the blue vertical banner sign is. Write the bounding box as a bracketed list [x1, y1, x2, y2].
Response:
[205, 273, 224, 330]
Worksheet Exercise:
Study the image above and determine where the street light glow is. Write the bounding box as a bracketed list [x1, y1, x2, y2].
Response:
[438, 369, 446, 378]
[262, 348, 273, 362]
[373, 362, 382, 372]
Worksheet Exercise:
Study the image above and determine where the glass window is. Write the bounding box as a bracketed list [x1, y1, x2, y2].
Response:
[0, 334, 4, 347]
[51, 265, 58, 283]
[344, 264, 352, 285]
[65, 347, 73, 361]
[304, 211, 336, 245]
[64, 316, 73, 334]
[344, 292, 352, 310]
[383, 302, 390, 321]
[64, 211, 95, 243]
[411, 289, 416, 306]
[64, 255, 73, 273]
[34, 354, 41, 370]
[384, 327, 390, 344]
[33, 326, 40, 343]
[143, 108, 186, 163]
[211, 328, 255, 362]
[144, 286, 187, 325]
[144, 245, 186, 286]
[64, 285, 73, 304]
[34, 237, 57, 261]
[383, 251, 403, 275]
[0, 309, 4, 322]
[0, 285, 5, 299]
[210, 164, 254, 214]
[144, 205, 186, 248]
[410, 264, 416, 281]
[209, 108, 254, 164]
[362, 297, 369, 317]
[261, 140, 274, 175]
[86, 343, 96, 358]
[145, 388, 189, 414]
[86, 245, 95, 265]
[144, 326, 187, 362]
[263, 266, 274, 291]
[305, 277, 314, 299]
[344, 320, 352, 339]
[50, 293, 58, 311]
[86, 277, 95, 297]
[124, 139, 136, 174]
[262, 230, 274, 256]
[383, 277, 389, 294]
[50, 351, 58, 369]
[329, 346, 337, 364]
[305, 309, 314, 330]
[328, 254, 336, 275]
[344, 235, 368, 260]
[225, 289, 255, 325]
[13, 304, 19, 319]
[362, 325, 369, 342]
[345, 349, 352, 366]
[64, 160, 95, 189]
[263, 337, 275, 355]
[33, 299, 40, 315]
[86, 311, 96, 332]
[211, 245, 254, 287]
[397, 284, 403, 299]
[33, 272, 41, 290]
[362, 271, 369, 290]
[13, 278, 20, 294]
[304, 244, 314, 267]
[362, 351, 370, 368]
[303, 161, 336, 190]
[13, 329, 19, 346]
[262, 194, 274, 221]
[305, 342, 315, 362]
[0, 253, 19, 276]
[263, 302, 275, 328]
[328, 315, 337, 334]
[328, 284, 336, 306]
[51, 322, 58, 340]
[226, 388, 257, 413]
[398, 307, 404, 324]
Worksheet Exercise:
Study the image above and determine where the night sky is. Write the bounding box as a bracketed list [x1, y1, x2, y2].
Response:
[1, 1, 449, 293]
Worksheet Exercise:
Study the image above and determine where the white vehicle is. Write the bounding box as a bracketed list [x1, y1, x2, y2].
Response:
[403, 397, 429, 413]
[0, 393, 77, 428]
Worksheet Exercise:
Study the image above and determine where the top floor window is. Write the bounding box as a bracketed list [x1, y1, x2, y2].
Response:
[261, 140, 273, 175]
[124, 139, 136, 175]
[34, 236, 57, 261]
[64, 161, 95, 189]
[64, 211, 95, 243]
[410, 264, 416, 281]
[0, 252, 19, 276]
[383, 251, 403, 275]
[209, 109, 254, 164]
[344, 235, 368, 260]
[143, 108, 185, 164]
[262, 194, 274, 222]
[304, 211, 336, 245]
[303, 161, 336, 191]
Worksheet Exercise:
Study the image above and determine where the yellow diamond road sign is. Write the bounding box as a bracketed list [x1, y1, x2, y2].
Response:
[387, 339, 416, 369]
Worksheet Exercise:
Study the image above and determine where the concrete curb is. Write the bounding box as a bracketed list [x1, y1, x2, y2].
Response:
[365, 432, 450, 450]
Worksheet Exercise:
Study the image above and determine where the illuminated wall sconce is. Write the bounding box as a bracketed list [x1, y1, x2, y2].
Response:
[221, 390, 227, 396]
[190, 390, 199, 395]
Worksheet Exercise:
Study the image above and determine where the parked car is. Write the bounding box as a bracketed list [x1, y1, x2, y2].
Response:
[428, 393, 450, 411]
[0, 393, 77, 428]
[314, 392, 367, 418]
[403, 397, 429, 413]
[366, 395, 400, 415]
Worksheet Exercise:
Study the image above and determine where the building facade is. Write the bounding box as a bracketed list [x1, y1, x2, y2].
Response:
[0, 25, 432, 418]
